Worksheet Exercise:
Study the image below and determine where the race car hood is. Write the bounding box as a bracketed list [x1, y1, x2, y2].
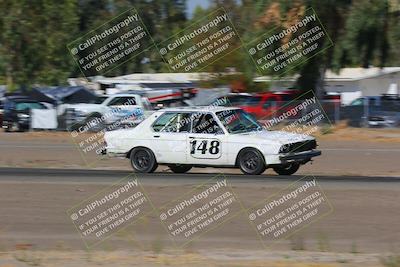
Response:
[57, 103, 102, 115]
[67, 103, 102, 112]
[231, 130, 315, 145]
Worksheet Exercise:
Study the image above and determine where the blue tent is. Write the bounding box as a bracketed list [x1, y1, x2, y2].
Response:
[35, 86, 97, 104]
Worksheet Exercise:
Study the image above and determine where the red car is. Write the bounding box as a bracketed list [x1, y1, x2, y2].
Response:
[239, 90, 307, 119]
[238, 93, 284, 120]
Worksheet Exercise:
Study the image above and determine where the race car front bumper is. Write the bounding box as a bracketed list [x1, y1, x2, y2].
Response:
[279, 150, 321, 162]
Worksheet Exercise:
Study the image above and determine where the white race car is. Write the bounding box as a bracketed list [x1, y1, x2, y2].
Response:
[103, 107, 321, 175]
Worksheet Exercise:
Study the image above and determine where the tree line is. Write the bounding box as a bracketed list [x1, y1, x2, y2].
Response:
[0, 0, 399, 93]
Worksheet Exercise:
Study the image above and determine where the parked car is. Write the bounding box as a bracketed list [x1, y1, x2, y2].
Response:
[210, 93, 253, 106]
[103, 107, 321, 175]
[367, 111, 400, 127]
[2, 96, 47, 132]
[367, 96, 400, 127]
[342, 95, 400, 127]
[0, 98, 4, 126]
[58, 94, 154, 132]
[238, 93, 284, 119]
[211, 90, 318, 122]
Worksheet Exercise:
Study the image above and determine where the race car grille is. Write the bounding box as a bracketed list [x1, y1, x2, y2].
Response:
[280, 140, 317, 153]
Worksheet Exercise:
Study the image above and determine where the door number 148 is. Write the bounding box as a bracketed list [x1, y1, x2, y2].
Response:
[190, 140, 220, 155]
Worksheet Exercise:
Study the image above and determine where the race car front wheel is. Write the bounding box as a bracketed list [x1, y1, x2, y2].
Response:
[273, 163, 300, 175]
[238, 148, 266, 175]
[168, 164, 192, 173]
[130, 147, 158, 173]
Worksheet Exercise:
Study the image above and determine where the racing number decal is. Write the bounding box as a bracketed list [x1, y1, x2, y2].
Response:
[190, 139, 221, 159]
[209, 140, 220, 154]
[190, 140, 219, 154]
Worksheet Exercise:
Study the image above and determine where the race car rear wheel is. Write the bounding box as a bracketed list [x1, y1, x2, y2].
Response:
[130, 147, 158, 173]
[238, 148, 266, 175]
[273, 163, 300, 175]
[168, 165, 192, 173]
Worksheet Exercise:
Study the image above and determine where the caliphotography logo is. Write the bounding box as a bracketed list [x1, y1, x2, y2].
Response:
[156, 174, 245, 248]
[67, 174, 155, 248]
[68, 7, 154, 78]
[245, 7, 334, 76]
[246, 176, 333, 248]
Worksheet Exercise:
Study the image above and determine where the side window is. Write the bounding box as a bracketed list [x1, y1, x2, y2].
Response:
[192, 113, 223, 134]
[351, 98, 363, 106]
[122, 97, 137, 105]
[177, 113, 191, 133]
[152, 112, 191, 133]
[152, 113, 178, 132]
[107, 97, 121, 106]
[108, 97, 137, 106]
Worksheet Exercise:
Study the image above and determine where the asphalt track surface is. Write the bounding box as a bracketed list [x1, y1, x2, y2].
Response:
[2, 135, 400, 177]
[0, 167, 399, 253]
[1, 167, 399, 182]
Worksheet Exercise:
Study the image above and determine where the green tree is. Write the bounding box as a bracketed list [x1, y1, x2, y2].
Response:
[200, 0, 398, 97]
[0, 0, 78, 89]
[333, 0, 391, 68]
[0, 0, 188, 88]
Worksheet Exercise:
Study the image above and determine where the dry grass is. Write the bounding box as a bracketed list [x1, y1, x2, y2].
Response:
[0, 250, 386, 267]
[315, 123, 400, 143]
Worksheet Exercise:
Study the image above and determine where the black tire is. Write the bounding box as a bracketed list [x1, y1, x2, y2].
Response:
[17, 123, 26, 132]
[237, 148, 266, 175]
[168, 165, 192, 173]
[10, 122, 23, 132]
[273, 163, 300, 175]
[130, 147, 158, 173]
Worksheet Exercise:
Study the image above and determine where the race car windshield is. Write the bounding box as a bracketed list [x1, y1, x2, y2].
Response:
[216, 109, 263, 134]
